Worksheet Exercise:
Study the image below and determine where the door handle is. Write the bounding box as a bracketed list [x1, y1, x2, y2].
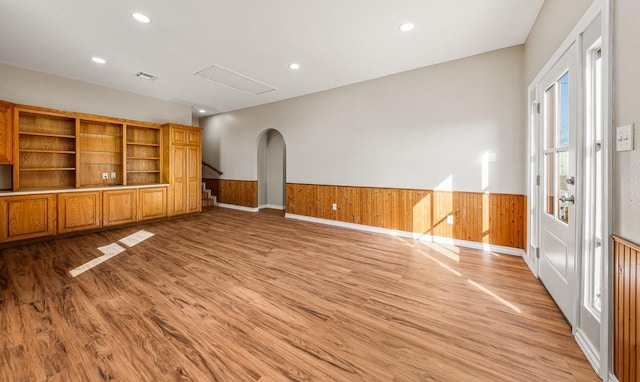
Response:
[560, 195, 575, 204]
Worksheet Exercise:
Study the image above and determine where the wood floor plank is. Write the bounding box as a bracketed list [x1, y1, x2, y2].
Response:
[0, 207, 599, 381]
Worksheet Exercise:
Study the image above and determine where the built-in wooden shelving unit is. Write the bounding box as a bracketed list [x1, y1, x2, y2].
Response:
[79, 120, 123, 187]
[125, 124, 161, 185]
[16, 111, 77, 189]
[12, 106, 167, 191]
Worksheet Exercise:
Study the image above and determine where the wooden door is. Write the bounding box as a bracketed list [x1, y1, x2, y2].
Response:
[0, 194, 56, 242]
[0, 102, 12, 164]
[187, 145, 201, 213]
[58, 191, 102, 233]
[170, 145, 187, 216]
[103, 189, 137, 226]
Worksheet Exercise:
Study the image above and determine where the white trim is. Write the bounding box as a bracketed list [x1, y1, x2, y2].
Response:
[285, 213, 526, 257]
[602, 0, 613, 379]
[523, 254, 538, 277]
[215, 202, 259, 213]
[529, 1, 604, 87]
[608, 373, 619, 382]
[575, 328, 602, 373]
[258, 204, 285, 210]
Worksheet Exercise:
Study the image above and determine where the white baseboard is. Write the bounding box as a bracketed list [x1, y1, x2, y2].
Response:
[608, 372, 619, 382]
[215, 202, 259, 213]
[285, 213, 525, 256]
[574, 329, 601, 377]
[258, 204, 285, 210]
[523, 253, 538, 277]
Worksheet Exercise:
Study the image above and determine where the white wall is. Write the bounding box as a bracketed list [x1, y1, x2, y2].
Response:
[0, 63, 192, 124]
[257, 132, 268, 205]
[201, 46, 525, 195]
[523, 0, 595, 84]
[613, 0, 640, 243]
[0, 62, 193, 190]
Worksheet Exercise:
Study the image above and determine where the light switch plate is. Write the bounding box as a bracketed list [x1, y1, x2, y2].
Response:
[616, 124, 634, 152]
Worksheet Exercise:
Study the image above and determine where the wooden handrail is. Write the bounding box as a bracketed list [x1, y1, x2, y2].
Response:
[202, 161, 223, 176]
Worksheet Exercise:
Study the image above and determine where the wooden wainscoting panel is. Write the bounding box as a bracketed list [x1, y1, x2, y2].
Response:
[452, 192, 483, 243]
[337, 186, 359, 223]
[286, 183, 526, 249]
[218, 180, 257, 208]
[488, 193, 526, 249]
[614, 235, 640, 382]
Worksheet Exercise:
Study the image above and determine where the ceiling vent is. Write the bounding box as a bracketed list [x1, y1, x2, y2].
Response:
[135, 72, 158, 81]
[194, 64, 276, 95]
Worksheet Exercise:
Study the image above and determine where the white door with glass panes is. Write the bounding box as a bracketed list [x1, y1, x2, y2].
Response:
[538, 43, 578, 326]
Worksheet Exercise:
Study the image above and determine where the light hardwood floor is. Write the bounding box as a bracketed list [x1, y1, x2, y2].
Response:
[0, 207, 599, 381]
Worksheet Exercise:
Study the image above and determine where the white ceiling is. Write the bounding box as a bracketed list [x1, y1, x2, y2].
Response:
[0, 0, 544, 117]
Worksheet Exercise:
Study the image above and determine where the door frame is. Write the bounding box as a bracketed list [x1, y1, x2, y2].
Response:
[525, 0, 612, 378]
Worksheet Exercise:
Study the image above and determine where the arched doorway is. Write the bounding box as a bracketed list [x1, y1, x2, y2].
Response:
[257, 129, 286, 211]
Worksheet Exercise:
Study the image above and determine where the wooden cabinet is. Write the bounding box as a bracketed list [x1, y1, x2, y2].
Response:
[138, 187, 167, 221]
[14, 108, 77, 190]
[0, 101, 13, 164]
[126, 124, 162, 185]
[58, 191, 102, 233]
[163, 124, 201, 216]
[103, 189, 137, 226]
[0, 194, 57, 242]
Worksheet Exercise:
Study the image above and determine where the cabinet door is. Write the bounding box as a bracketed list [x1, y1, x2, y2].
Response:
[187, 130, 200, 146]
[58, 192, 102, 233]
[138, 187, 167, 221]
[171, 127, 187, 145]
[169, 145, 187, 216]
[103, 189, 137, 226]
[0, 194, 56, 242]
[0, 102, 12, 164]
[187, 146, 201, 213]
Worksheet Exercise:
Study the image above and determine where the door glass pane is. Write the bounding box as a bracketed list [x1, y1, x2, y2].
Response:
[558, 150, 569, 224]
[545, 83, 556, 149]
[545, 152, 555, 216]
[592, 48, 603, 313]
[559, 72, 570, 147]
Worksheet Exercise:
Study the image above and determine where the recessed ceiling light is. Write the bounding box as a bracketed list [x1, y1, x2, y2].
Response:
[198, 109, 206, 113]
[288, 63, 300, 70]
[400, 22, 415, 32]
[91, 56, 106, 64]
[132, 12, 151, 24]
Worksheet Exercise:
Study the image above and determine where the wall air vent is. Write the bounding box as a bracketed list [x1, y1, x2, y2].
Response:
[135, 72, 158, 81]
[194, 64, 276, 95]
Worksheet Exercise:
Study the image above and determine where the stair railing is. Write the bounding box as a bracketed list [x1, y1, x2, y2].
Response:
[202, 161, 223, 176]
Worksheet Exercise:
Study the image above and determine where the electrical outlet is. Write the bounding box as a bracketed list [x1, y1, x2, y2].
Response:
[332, 203, 337, 211]
[446, 215, 454, 225]
[102, 172, 108, 180]
[111, 172, 117, 179]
